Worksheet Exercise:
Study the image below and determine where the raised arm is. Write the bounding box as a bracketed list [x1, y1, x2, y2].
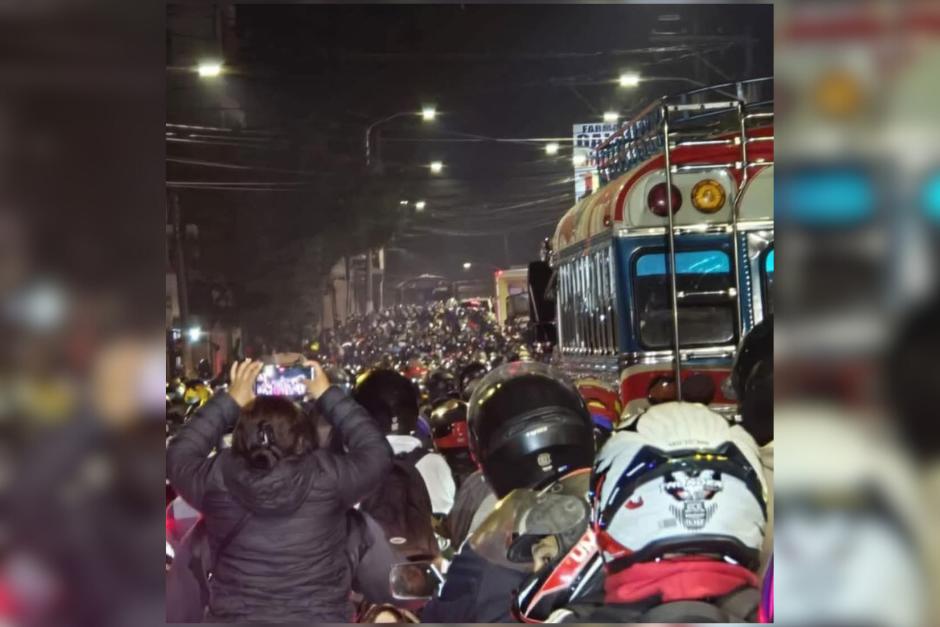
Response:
[306, 362, 393, 507]
[166, 360, 263, 508]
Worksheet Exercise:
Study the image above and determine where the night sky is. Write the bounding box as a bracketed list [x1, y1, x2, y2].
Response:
[167, 3, 772, 334]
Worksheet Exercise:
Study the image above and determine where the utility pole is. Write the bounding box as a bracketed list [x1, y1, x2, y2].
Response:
[377, 247, 386, 311]
[344, 256, 351, 318]
[170, 190, 193, 375]
[366, 249, 374, 313]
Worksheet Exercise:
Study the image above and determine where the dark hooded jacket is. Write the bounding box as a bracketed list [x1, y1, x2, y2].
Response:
[166, 387, 392, 622]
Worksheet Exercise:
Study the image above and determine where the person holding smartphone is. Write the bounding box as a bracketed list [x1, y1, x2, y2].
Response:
[166, 359, 393, 622]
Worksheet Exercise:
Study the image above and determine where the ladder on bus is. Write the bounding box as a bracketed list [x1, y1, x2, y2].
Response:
[656, 77, 774, 399]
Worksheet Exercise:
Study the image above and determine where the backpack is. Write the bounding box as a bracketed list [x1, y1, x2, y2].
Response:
[359, 447, 438, 560]
[639, 587, 761, 623]
[552, 586, 761, 623]
[165, 509, 252, 623]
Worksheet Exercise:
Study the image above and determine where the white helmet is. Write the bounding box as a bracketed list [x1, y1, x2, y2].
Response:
[591, 402, 768, 572]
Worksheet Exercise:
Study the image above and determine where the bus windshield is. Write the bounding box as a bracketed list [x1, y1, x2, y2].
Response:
[633, 249, 736, 349]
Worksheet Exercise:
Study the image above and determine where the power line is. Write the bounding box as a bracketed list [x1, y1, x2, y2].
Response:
[167, 180, 310, 187]
[166, 137, 283, 150]
[166, 184, 307, 192]
[166, 122, 281, 136]
[305, 45, 714, 62]
[166, 157, 328, 176]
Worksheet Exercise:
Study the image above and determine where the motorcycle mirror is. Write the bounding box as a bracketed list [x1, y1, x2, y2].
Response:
[389, 560, 442, 601]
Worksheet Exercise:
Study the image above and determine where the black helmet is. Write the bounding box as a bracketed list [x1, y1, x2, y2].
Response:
[741, 359, 772, 446]
[727, 316, 773, 446]
[196, 358, 213, 381]
[324, 366, 354, 395]
[353, 368, 419, 435]
[425, 370, 459, 406]
[468, 362, 595, 498]
[458, 361, 489, 401]
[729, 314, 773, 401]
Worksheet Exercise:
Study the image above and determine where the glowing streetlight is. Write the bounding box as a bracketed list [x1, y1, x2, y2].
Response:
[367, 108, 437, 169]
[415, 200, 427, 211]
[430, 161, 444, 174]
[545, 142, 560, 155]
[619, 72, 641, 88]
[188, 326, 203, 342]
[400, 199, 409, 206]
[603, 111, 619, 123]
[196, 61, 222, 78]
[462, 262, 472, 270]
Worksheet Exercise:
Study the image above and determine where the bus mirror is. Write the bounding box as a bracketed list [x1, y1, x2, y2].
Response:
[527, 261, 555, 319]
[527, 261, 556, 344]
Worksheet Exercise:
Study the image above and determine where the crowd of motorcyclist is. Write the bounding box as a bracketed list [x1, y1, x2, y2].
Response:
[165, 299, 774, 623]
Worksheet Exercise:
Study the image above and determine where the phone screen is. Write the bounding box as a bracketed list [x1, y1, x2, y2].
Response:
[254, 365, 312, 397]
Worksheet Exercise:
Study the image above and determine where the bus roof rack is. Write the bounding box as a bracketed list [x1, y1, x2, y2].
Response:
[593, 76, 773, 185]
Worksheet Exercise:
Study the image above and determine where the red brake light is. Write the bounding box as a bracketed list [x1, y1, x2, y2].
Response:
[647, 376, 677, 404]
[647, 183, 682, 217]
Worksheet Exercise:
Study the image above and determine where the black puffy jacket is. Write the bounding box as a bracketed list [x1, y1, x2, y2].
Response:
[166, 387, 393, 622]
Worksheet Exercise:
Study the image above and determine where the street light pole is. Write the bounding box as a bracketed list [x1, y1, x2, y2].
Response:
[365, 116, 401, 172]
[170, 190, 193, 375]
[363, 112, 409, 314]
[365, 107, 436, 172]
[366, 248, 374, 314]
[362, 107, 436, 314]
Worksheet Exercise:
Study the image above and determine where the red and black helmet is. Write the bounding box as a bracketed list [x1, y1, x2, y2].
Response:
[429, 399, 469, 450]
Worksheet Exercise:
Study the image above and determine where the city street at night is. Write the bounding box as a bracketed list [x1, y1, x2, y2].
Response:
[165, 4, 778, 623]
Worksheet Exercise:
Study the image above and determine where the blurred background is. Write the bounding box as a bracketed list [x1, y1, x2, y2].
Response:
[774, 2, 940, 625]
[0, 1, 936, 626]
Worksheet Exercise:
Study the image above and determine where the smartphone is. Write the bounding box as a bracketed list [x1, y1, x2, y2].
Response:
[254, 364, 313, 398]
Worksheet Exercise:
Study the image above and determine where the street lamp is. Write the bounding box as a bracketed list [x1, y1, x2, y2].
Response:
[430, 161, 444, 174]
[603, 111, 619, 123]
[414, 200, 427, 211]
[188, 326, 203, 343]
[365, 109, 437, 170]
[619, 72, 641, 88]
[399, 199, 409, 206]
[462, 262, 472, 270]
[197, 61, 222, 78]
[545, 142, 559, 155]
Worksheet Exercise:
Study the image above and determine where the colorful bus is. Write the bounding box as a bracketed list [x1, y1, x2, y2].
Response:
[494, 266, 529, 327]
[543, 78, 774, 413]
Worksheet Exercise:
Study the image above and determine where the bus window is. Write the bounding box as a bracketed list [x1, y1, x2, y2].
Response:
[633, 249, 736, 349]
[762, 248, 774, 315]
[778, 168, 875, 227]
[507, 290, 528, 321]
[923, 170, 940, 224]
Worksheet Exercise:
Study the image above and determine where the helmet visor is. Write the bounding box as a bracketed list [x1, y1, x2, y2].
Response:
[470, 469, 590, 571]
